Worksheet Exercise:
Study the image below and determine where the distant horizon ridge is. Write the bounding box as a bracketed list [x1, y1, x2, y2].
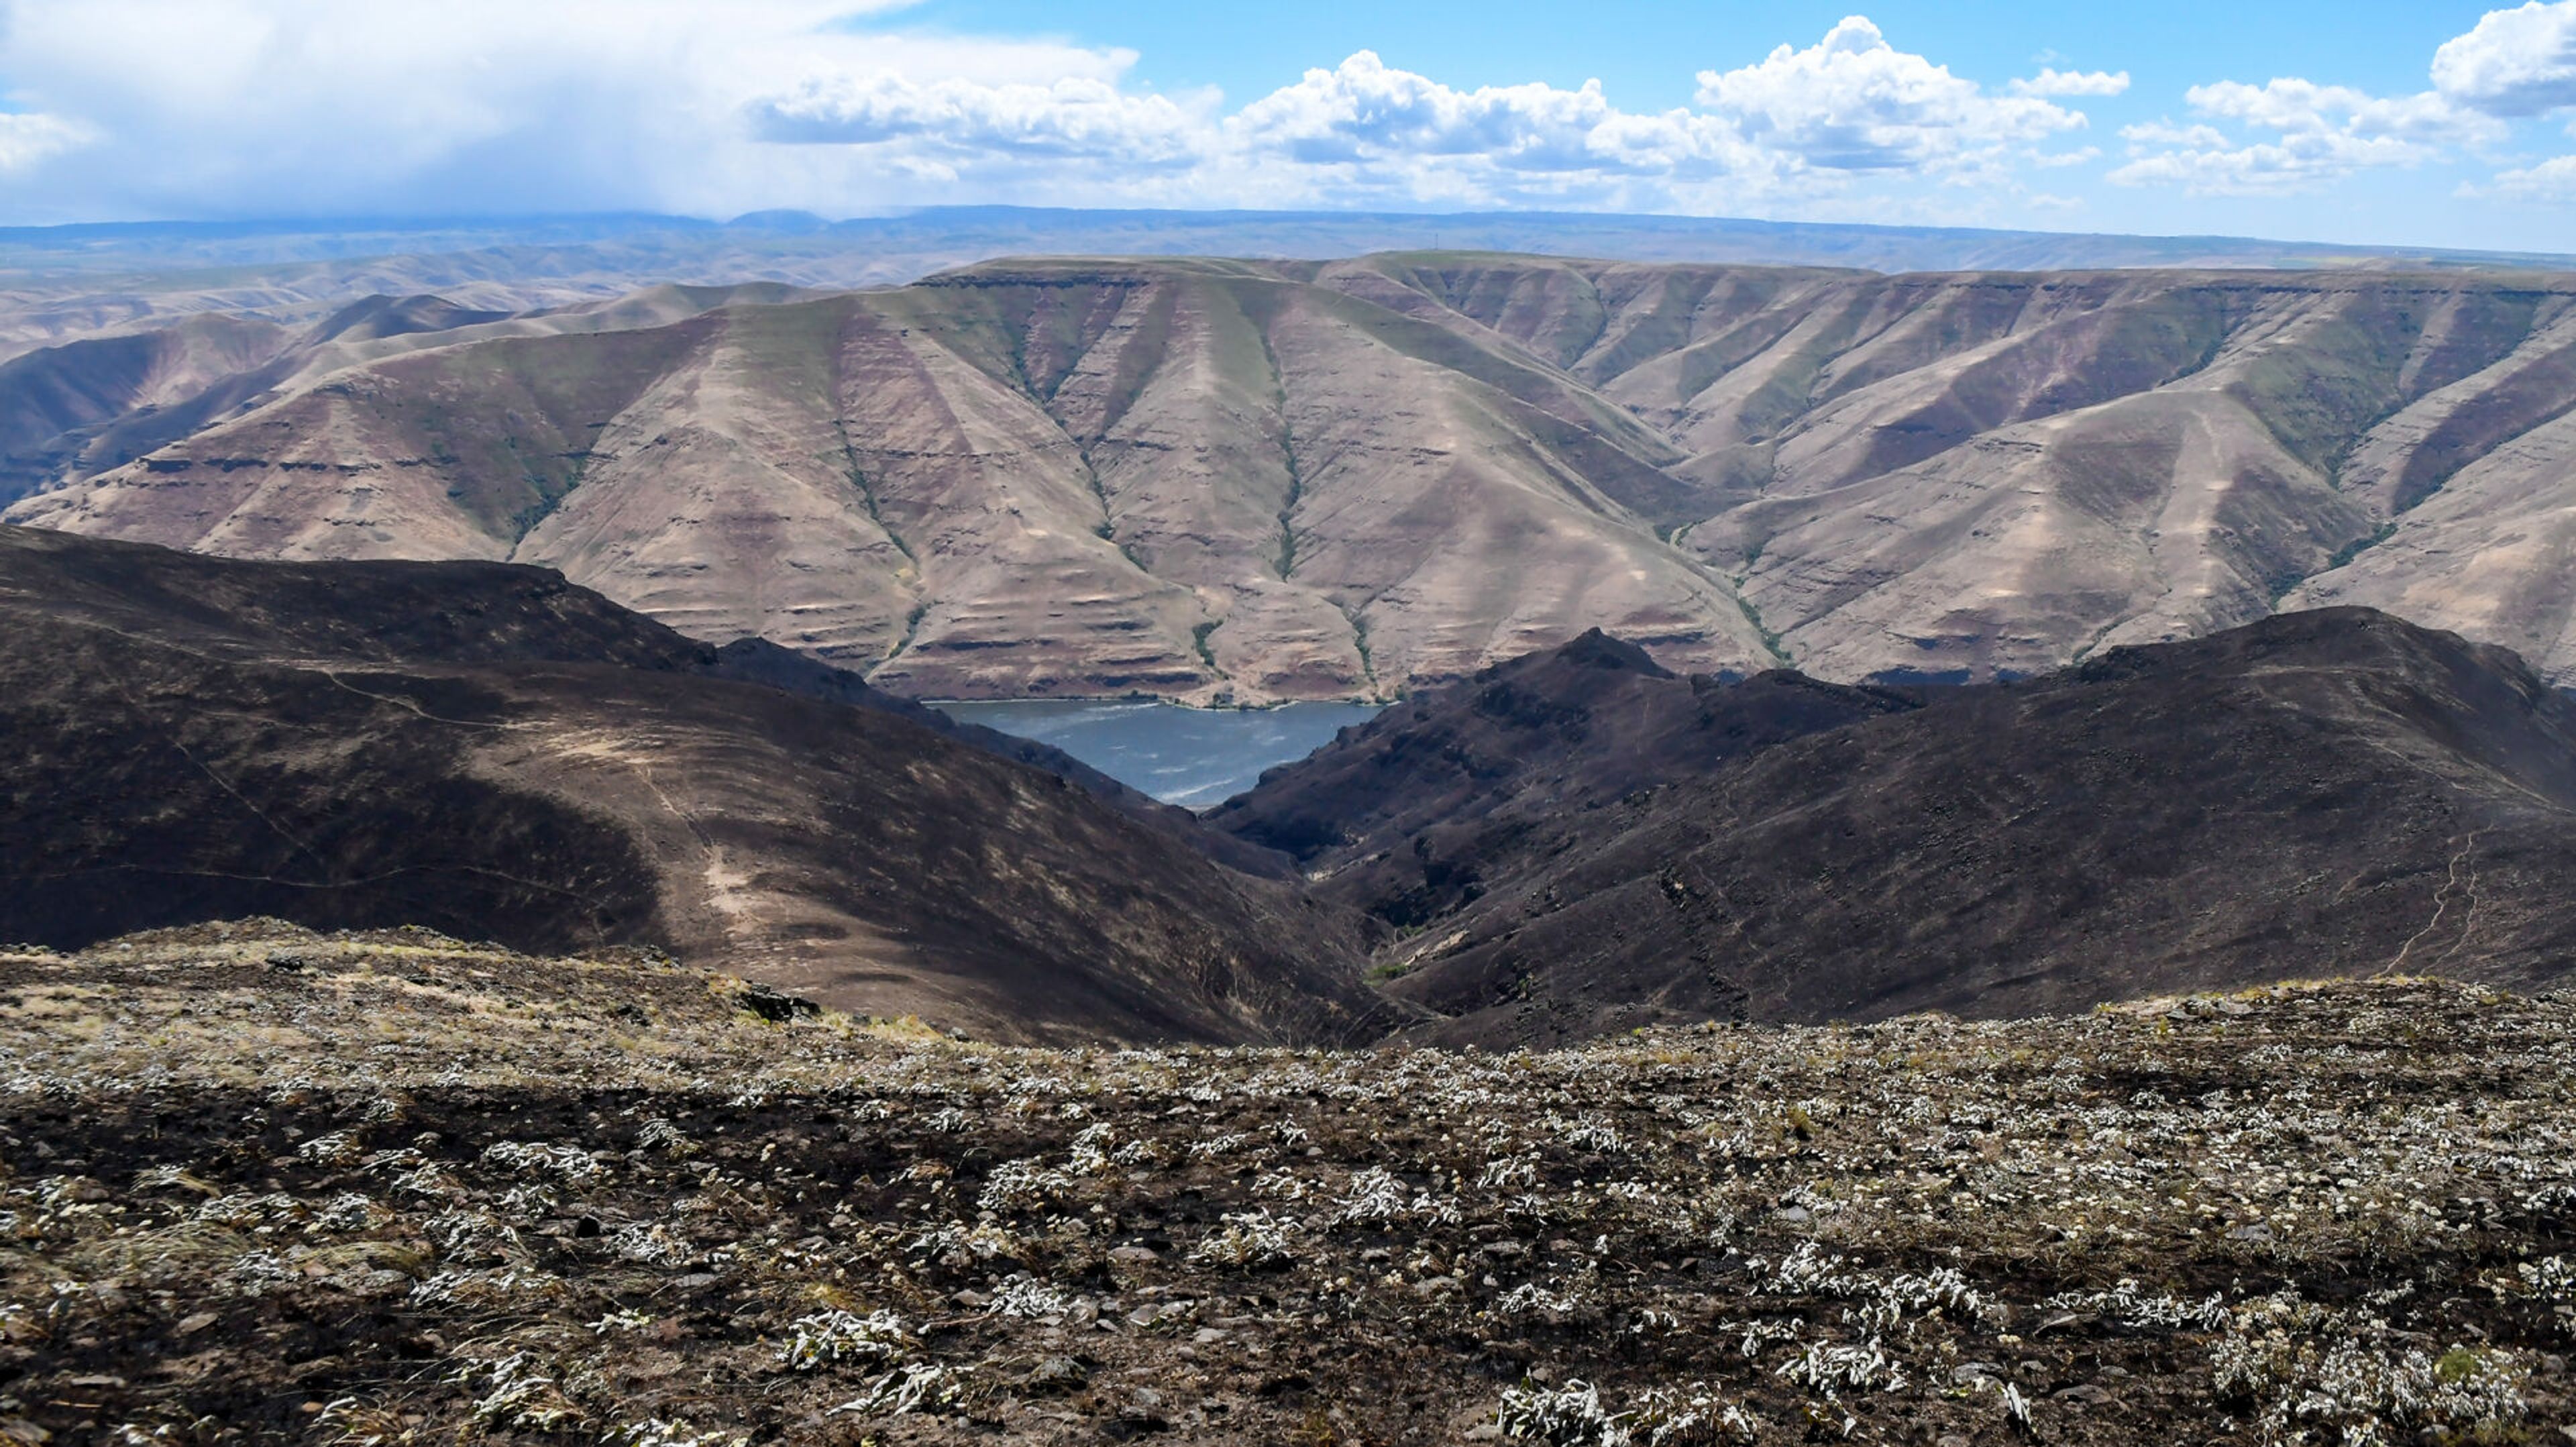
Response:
[4, 204, 2572, 271]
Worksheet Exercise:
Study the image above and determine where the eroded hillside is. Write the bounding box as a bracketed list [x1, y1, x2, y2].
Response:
[11, 256, 2576, 696]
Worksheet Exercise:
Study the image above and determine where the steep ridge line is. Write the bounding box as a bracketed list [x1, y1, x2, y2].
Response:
[0, 524, 1388, 1045]
[13, 256, 2576, 696]
[1216, 610, 2576, 1045]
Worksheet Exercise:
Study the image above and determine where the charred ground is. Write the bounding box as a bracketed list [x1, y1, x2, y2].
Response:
[0, 922, 2569, 1446]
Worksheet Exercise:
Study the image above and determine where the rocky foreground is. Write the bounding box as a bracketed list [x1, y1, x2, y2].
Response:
[3, 923, 2573, 1446]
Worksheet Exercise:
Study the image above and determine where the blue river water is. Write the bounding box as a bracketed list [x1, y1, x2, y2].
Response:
[930, 699, 1383, 810]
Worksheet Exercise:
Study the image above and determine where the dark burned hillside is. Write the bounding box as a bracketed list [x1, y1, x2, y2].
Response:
[1210, 629, 1918, 925]
[1226, 609, 2576, 1045]
[1, 924, 2570, 1445]
[0, 521, 1275, 862]
[0, 526, 1385, 1046]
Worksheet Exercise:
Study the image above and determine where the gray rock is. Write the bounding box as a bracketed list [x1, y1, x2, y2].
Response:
[1025, 1356, 1087, 1391]
[2055, 1383, 2114, 1405]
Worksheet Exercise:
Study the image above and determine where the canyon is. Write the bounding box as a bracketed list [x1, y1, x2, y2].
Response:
[8, 254, 2575, 700]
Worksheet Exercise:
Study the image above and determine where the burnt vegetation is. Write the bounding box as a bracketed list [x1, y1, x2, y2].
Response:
[2, 924, 2572, 1445]
[1220, 610, 2576, 1046]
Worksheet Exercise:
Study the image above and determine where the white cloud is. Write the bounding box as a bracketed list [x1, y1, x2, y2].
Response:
[0, 0, 1144, 217]
[2108, 134, 2427, 195]
[0, 111, 91, 173]
[2113, 81, 2485, 197]
[2119, 120, 2231, 150]
[2489, 152, 2576, 199]
[1692, 17, 2084, 172]
[2113, 3, 2576, 199]
[0, 5, 2117, 221]
[2186, 78, 2494, 145]
[739, 25, 2104, 211]
[2431, 1, 2576, 117]
[748, 72, 1205, 166]
[2112, 77, 2502, 194]
[1222, 52, 1766, 190]
[2010, 68, 2130, 99]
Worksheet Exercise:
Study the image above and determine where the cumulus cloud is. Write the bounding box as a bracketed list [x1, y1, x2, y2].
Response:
[2431, 1, 2576, 117]
[2186, 78, 2496, 145]
[2112, 6, 2555, 194]
[2009, 68, 2130, 99]
[739, 23, 2102, 210]
[2487, 153, 2576, 198]
[2112, 77, 2506, 194]
[1692, 17, 2084, 172]
[1220, 51, 1768, 202]
[748, 73, 1205, 166]
[2112, 2, 2576, 199]
[0, 3, 2113, 221]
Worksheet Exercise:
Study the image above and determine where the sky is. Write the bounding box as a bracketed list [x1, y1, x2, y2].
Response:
[1, 1, 2573, 250]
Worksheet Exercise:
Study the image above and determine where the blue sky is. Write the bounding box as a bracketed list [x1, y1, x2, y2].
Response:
[1, 1, 2573, 250]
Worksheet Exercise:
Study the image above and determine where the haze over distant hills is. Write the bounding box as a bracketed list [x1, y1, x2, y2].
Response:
[13, 247, 2576, 698]
[5, 206, 2570, 361]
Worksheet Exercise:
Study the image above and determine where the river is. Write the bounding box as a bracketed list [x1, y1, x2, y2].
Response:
[929, 698, 1383, 809]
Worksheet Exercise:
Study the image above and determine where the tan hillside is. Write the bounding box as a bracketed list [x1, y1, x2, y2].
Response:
[13, 254, 2576, 696]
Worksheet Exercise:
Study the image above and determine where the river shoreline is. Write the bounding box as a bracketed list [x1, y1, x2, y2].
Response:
[929, 698, 1383, 809]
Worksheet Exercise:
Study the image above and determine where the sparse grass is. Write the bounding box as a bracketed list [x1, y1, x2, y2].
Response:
[0, 922, 2570, 1444]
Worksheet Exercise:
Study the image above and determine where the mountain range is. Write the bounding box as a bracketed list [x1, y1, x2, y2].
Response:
[9, 526, 2576, 1045]
[11, 252, 2576, 698]
[9, 206, 2568, 363]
